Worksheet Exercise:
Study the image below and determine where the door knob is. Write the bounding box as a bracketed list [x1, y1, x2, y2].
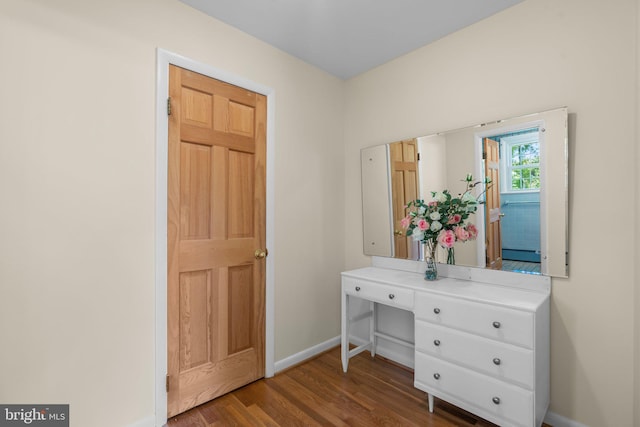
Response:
[254, 249, 269, 259]
[394, 230, 403, 236]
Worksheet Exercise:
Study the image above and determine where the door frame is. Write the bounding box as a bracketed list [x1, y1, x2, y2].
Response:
[154, 48, 275, 426]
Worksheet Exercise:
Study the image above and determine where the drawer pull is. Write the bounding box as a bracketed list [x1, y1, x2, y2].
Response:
[355, 286, 361, 291]
[492, 397, 501, 405]
[492, 321, 501, 329]
[388, 294, 395, 300]
[433, 308, 441, 314]
[493, 358, 501, 365]
[433, 373, 440, 380]
[433, 339, 441, 346]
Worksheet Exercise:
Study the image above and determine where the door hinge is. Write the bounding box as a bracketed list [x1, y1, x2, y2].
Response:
[482, 151, 487, 160]
[166, 374, 170, 393]
[417, 153, 421, 161]
[167, 97, 172, 116]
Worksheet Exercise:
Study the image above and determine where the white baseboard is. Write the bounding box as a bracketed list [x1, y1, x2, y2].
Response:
[349, 336, 414, 369]
[544, 411, 589, 427]
[274, 336, 341, 373]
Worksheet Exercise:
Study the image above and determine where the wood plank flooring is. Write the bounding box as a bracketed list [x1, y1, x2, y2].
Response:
[167, 347, 550, 426]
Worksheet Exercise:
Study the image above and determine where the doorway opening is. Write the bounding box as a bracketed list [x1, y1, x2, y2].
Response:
[482, 127, 542, 275]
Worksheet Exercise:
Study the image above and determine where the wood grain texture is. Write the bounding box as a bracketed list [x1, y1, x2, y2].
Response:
[168, 65, 266, 417]
[167, 347, 553, 427]
[389, 139, 419, 259]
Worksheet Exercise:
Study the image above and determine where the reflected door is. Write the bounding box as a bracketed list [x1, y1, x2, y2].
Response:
[390, 139, 419, 258]
[484, 138, 503, 270]
[167, 65, 266, 417]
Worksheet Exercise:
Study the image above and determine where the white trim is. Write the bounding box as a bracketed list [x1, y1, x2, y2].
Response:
[154, 48, 276, 427]
[274, 336, 341, 373]
[544, 411, 590, 427]
[349, 335, 415, 369]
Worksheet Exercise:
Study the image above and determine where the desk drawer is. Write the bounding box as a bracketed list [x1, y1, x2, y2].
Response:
[343, 278, 413, 310]
[414, 293, 534, 348]
[415, 320, 534, 388]
[415, 352, 533, 427]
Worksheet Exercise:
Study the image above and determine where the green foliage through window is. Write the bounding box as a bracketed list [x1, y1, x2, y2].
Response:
[510, 143, 540, 190]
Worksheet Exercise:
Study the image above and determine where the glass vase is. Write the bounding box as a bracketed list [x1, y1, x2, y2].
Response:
[446, 247, 455, 265]
[424, 256, 438, 281]
[424, 240, 438, 281]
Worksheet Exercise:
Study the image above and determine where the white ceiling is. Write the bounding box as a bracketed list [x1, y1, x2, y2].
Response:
[179, 0, 524, 80]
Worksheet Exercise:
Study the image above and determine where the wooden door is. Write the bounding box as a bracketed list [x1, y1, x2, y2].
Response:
[167, 65, 266, 417]
[484, 138, 502, 270]
[389, 139, 419, 259]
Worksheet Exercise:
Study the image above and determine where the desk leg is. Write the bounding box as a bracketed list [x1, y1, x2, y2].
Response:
[428, 394, 434, 413]
[341, 287, 349, 372]
[370, 301, 376, 358]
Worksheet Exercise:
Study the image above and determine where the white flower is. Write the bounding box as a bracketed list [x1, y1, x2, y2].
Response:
[430, 221, 442, 232]
[429, 211, 441, 221]
[418, 206, 427, 215]
[433, 192, 447, 203]
[462, 192, 477, 204]
[412, 230, 424, 241]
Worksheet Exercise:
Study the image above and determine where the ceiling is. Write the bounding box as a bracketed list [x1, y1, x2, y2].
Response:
[179, 0, 524, 80]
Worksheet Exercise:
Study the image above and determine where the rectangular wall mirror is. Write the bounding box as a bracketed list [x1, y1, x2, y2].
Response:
[361, 107, 568, 278]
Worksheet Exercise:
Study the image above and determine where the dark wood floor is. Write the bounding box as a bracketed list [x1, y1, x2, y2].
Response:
[167, 347, 550, 426]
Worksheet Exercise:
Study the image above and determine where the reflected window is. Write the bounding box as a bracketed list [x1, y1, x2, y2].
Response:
[495, 128, 540, 193]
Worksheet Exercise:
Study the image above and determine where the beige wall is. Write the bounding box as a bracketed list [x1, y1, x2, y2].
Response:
[0, 0, 345, 426]
[1, 0, 638, 426]
[345, 0, 637, 426]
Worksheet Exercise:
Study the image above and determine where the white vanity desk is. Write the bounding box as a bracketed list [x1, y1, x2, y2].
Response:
[341, 257, 550, 427]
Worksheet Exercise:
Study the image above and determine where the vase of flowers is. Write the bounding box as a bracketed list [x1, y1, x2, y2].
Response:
[401, 174, 490, 281]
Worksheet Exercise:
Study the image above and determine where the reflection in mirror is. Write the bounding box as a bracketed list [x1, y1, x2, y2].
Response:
[361, 108, 568, 278]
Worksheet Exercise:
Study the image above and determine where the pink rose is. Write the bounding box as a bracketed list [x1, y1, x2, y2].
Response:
[447, 214, 462, 225]
[400, 216, 412, 229]
[438, 229, 456, 249]
[455, 226, 470, 242]
[428, 200, 438, 207]
[466, 223, 478, 239]
[417, 219, 429, 231]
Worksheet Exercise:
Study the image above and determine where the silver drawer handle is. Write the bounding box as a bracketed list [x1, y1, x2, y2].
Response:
[433, 308, 440, 314]
[493, 358, 501, 365]
[355, 286, 360, 291]
[388, 294, 395, 300]
[433, 373, 440, 380]
[492, 397, 501, 405]
[433, 339, 441, 346]
[492, 321, 501, 329]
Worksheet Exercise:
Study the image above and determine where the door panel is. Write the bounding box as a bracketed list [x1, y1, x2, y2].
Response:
[389, 139, 419, 259]
[168, 65, 266, 417]
[484, 138, 503, 270]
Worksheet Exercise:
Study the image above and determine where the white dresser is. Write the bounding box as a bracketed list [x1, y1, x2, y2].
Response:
[341, 261, 550, 427]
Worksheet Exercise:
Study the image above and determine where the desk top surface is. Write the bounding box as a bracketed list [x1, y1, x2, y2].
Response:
[342, 267, 549, 312]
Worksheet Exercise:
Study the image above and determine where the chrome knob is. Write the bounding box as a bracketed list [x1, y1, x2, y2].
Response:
[433, 373, 440, 380]
[493, 358, 501, 365]
[355, 286, 361, 292]
[388, 294, 395, 300]
[492, 397, 501, 405]
[492, 321, 501, 329]
[434, 339, 440, 346]
[434, 308, 441, 314]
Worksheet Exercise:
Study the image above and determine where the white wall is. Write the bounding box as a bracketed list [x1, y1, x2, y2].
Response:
[0, 1, 345, 426]
[344, 0, 637, 426]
